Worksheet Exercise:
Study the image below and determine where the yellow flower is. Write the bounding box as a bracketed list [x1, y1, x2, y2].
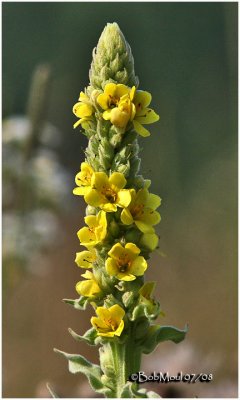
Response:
[73, 92, 93, 129]
[76, 270, 101, 297]
[77, 211, 107, 247]
[132, 90, 159, 137]
[91, 304, 125, 337]
[75, 248, 97, 268]
[97, 83, 135, 129]
[121, 188, 161, 233]
[84, 171, 131, 212]
[106, 242, 147, 281]
[73, 162, 94, 196]
[97, 83, 159, 136]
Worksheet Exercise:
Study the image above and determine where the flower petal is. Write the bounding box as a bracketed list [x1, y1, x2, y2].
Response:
[115, 84, 129, 98]
[135, 220, 155, 233]
[125, 243, 141, 256]
[140, 233, 159, 251]
[117, 189, 132, 208]
[133, 120, 150, 137]
[109, 304, 125, 324]
[91, 172, 109, 191]
[109, 172, 126, 190]
[75, 250, 95, 268]
[76, 279, 100, 297]
[73, 186, 91, 196]
[117, 272, 136, 281]
[147, 193, 161, 209]
[136, 108, 160, 124]
[77, 226, 96, 246]
[73, 102, 93, 118]
[130, 256, 148, 276]
[97, 93, 109, 110]
[106, 257, 119, 276]
[121, 208, 134, 225]
[108, 243, 124, 260]
[114, 319, 124, 336]
[102, 109, 112, 120]
[134, 90, 152, 109]
[84, 188, 103, 207]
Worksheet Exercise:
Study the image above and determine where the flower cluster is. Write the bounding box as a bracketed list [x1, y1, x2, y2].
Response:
[73, 159, 161, 336]
[56, 23, 186, 399]
[73, 82, 159, 137]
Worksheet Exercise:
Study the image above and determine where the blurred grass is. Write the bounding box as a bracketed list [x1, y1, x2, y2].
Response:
[2, 3, 237, 398]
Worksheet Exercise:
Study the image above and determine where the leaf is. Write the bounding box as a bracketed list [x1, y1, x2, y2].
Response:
[68, 327, 97, 346]
[141, 325, 188, 354]
[62, 296, 89, 310]
[46, 383, 59, 398]
[120, 382, 160, 398]
[54, 348, 104, 392]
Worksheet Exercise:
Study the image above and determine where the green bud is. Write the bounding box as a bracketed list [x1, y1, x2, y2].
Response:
[89, 22, 138, 90]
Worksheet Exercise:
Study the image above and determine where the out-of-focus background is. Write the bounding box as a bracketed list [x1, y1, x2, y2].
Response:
[2, 3, 237, 398]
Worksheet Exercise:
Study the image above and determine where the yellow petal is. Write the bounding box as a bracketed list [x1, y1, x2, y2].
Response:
[109, 304, 125, 323]
[73, 119, 82, 129]
[85, 215, 98, 227]
[106, 258, 119, 276]
[84, 188, 103, 207]
[130, 256, 148, 276]
[91, 316, 109, 331]
[130, 86, 136, 101]
[110, 108, 130, 128]
[113, 319, 124, 336]
[136, 108, 160, 124]
[133, 120, 150, 137]
[77, 226, 96, 246]
[104, 82, 117, 96]
[117, 189, 131, 208]
[140, 233, 159, 251]
[109, 172, 126, 190]
[108, 243, 124, 260]
[125, 243, 141, 256]
[147, 193, 161, 209]
[101, 203, 118, 212]
[102, 109, 112, 120]
[117, 272, 136, 281]
[75, 250, 95, 268]
[97, 93, 109, 110]
[73, 186, 90, 196]
[73, 102, 93, 118]
[121, 208, 134, 225]
[115, 84, 129, 98]
[91, 172, 109, 191]
[134, 188, 148, 205]
[138, 209, 161, 226]
[135, 220, 155, 234]
[76, 279, 100, 297]
[134, 90, 152, 109]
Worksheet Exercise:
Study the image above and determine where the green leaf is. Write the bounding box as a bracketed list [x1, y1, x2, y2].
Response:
[62, 296, 89, 310]
[141, 325, 188, 354]
[54, 348, 104, 392]
[120, 382, 160, 398]
[68, 327, 97, 346]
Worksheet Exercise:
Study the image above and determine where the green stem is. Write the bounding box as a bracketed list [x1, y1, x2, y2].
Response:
[109, 328, 142, 397]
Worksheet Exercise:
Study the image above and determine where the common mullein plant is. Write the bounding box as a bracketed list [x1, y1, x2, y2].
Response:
[55, 23, 187, 398]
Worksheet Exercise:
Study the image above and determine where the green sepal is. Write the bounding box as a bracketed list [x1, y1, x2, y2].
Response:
[120, 382, 160, 398]
[62, 296, 89, 310]
[140, 325, 188, 354]
[130, 301, 161, 321]
[68, 327, 97, 346]
[54, 348, 105, 393]
[122, 291, 135, 307]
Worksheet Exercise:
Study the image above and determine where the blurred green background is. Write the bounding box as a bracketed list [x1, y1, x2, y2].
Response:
[3, 2, 237, 398]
